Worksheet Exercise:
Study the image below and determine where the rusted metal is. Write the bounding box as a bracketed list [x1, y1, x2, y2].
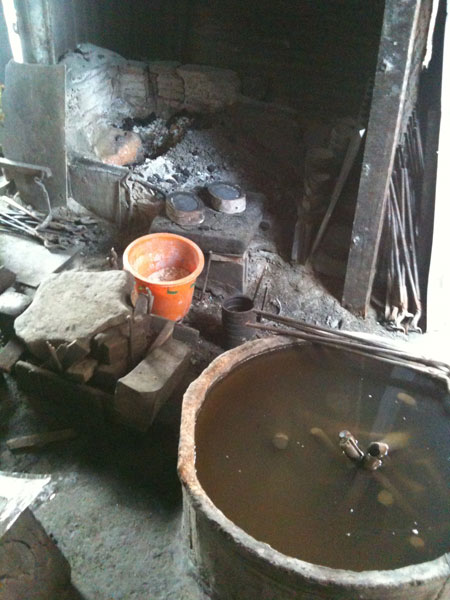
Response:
[207, 182, 246, 214]
[221, 294, 256, 349]
[178, 336, 450, 600]
[166, 191, 205, 227]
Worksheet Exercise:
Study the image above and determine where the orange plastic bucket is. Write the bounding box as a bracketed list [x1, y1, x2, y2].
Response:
[123, 233, 204, 321]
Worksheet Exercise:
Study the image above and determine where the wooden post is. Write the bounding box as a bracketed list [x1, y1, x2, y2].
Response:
[342, 0, 423, 316]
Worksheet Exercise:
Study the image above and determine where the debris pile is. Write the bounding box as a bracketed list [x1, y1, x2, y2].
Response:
[10, 270, 194, 431]
[0, 195, 98, 250]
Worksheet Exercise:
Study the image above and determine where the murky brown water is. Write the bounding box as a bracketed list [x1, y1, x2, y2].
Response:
[195, 346, 450, 571]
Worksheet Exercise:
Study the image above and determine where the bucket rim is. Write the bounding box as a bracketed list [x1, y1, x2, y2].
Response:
[123, 232, 205, 287]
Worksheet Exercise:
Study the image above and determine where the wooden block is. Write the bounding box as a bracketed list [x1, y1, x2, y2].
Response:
[0, 265, 16, 294]
[46, 341, 63, 372]
[6, 428, 77, 451]
[0, 338, 25, 373]
[58, 338, 91, 370]
[92, 359, 128, 393]
[66, 357, 98, 383]
[14, 360, 113, 428]
[114, 338, 191, 431]
[148, 320, 174, 352]
[93, 329, 128, 364]
[129, 316, 150, 366]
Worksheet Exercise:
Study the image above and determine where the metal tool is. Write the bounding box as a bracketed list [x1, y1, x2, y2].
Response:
[339, 430, 365, 463]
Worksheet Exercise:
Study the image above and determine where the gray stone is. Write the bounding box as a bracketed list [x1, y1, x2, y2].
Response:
[0, 265, 16, 294]
[15, 271, 134, 360]
[114, 338, 190, 431]
[0, 287, 32, 317]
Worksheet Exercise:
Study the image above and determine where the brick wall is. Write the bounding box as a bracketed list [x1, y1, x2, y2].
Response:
[186, 0, 385, 116]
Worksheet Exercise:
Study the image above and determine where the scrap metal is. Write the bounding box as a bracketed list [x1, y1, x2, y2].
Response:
[378, 111, 424, 333]
[0, 195, 97, 250]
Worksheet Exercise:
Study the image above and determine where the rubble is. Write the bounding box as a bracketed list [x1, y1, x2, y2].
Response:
[14, 270, 134, 359]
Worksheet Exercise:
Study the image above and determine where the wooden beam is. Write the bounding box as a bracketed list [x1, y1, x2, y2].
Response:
[342, 0, 423, 316]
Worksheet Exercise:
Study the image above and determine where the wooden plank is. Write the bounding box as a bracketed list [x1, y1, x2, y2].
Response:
[342, 0, 422, 316]
[6, 429, 77, 451]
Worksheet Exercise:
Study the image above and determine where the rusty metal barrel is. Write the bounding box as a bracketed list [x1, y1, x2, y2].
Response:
[178, 337, 450, 600]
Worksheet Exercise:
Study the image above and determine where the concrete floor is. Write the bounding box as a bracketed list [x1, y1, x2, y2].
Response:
[0, 370, 209, 600]
[2, 321, 449, 599]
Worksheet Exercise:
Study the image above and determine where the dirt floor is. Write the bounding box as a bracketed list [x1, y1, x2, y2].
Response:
[0, 104, 410, 599]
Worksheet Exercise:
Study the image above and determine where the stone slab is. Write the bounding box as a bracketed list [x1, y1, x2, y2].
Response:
[0, 233, 77, 288]
[114, 338, 190, 431]
[3, 61, 67, 210]
[15, 270, 134, 360]
[150, 192, 265, 255]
